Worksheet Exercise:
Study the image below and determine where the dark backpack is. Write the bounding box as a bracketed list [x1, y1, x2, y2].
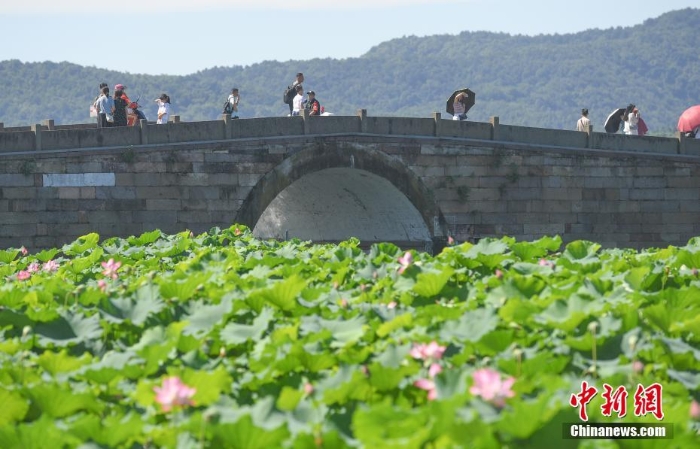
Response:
[283, 85, 298, 104]
[222, 99, 233, 114]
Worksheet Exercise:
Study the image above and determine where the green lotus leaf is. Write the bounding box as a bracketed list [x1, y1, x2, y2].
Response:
[159, 273, 210, 301]
[182, 296, 233, 338]
[34, 310, 102, 347]
[251, 275, 307, 312]
[465, 238, 510, 257]
[99, 284, 164, 326]
[0, 249, 20, 264]
[413, 268, 454, 298]
[0, 309, 32, 330]
[276, 385, 304, 411]
[562, 240, 601, 261]
[27, 383, 104, 418]
[440, 308, 498, 343]
[376, 313, 413, 338]
[211, 414, 290, 449]
[353, 402, 432, 449]
[475, 330, 515, 355]
[0, 387, 29, 427]
[366, 363, 413, 392]
[220, 307, 274, 345]
[128, 229, 162, 246]
[62, 233, 100, 256]
[33, 248, 60, 263]
[511, 236, 562, 262]
[0, 415, 82, 449]
[182, 366, 232, 406]
[536, 297, 588, 332]
[37, 349, 91, 375]
[667, 369, 700, 389]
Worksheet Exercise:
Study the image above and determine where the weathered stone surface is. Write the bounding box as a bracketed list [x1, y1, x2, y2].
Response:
[0, 125, 699, 250]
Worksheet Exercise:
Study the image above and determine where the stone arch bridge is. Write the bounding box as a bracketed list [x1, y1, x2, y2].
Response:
[1, 111, 699, 252]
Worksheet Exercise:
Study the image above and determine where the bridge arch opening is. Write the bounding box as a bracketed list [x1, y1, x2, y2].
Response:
[253, 167, 431, 248]
[236, 143, 448, 251]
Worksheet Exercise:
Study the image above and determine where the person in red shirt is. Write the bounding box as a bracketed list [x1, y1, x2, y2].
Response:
[306, 91, 320, 116]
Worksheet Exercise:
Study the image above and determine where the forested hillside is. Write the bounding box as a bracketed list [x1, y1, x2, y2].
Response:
[1, 8, 698, 133]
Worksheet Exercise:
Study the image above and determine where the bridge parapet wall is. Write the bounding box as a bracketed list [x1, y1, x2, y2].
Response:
[1, 113, 700, 251]
[1, 112, 696, 156]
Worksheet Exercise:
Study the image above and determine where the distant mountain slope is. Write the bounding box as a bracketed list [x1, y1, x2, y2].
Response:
[1, 8, 698, 133]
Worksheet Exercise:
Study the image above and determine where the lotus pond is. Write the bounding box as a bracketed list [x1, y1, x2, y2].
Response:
[0, 225, 699, 448]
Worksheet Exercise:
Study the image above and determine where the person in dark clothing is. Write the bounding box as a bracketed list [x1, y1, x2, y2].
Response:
[285, 72, 304, 114]
[305, 91, 320, 116]
[113, 88, 128, 127]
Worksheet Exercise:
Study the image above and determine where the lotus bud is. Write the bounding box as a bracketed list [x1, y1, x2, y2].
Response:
[219, 347, 226, 358]
[587, 321, 599, 333]
[22, 326, 31, 338]
[632, 361, 644, 373]
[628, 334, 638, 351]
[690, 400, 700, 420]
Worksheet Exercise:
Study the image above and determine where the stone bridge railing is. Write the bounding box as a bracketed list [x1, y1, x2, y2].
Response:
[1, 110, 699, 157]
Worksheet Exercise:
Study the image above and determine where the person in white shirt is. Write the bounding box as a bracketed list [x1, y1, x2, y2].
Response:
[452, 92, 468, 120]
[155, 93, 170, 124]
[577, 108, 591, 131]
[624, 106, 640, 135]
[291, 85, 304, 116]
[97, 86, 115, 128]
[228, 88, 240, 119]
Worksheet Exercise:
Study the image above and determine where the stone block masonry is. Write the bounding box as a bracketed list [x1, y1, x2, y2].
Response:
[0, 112, 699, 251]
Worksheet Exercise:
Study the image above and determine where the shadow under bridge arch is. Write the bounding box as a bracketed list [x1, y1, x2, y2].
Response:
[235, 144, 449, 253]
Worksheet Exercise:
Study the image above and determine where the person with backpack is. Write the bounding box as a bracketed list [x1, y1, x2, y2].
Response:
[305, 91, 320, 116]
[284, 73, 304, 115]
[224, 88, 240, 119]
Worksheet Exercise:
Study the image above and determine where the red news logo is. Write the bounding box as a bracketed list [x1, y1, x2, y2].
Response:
[569, 381, 664, 422]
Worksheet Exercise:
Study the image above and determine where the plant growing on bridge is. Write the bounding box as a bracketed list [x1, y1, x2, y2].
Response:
[0, 228, 698, 447]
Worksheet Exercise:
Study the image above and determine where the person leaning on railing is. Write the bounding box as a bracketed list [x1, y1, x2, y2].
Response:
[452, 92, 468, 121]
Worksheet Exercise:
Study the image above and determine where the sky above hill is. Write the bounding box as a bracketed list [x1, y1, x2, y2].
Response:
[1, 0, 697, 75]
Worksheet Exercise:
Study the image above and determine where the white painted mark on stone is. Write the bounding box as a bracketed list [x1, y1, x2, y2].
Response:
[43, 173, 116, 187]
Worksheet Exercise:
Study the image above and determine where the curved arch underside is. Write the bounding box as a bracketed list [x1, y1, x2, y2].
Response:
[253, 167, 431, 243]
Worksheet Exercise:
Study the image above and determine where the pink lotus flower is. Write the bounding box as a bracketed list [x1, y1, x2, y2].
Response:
[414, 378, 437, 401]
[17, 270, 31, 281]
[27, 262, 40, 273]
[101, 259, 122, 279]
[410, 341, 446, 362]
[397, 251, 413, 274]
[691, 400, 700, 420]
[153, 376, 196, 412]
[234, 228, 242, 236]
[538, 259, 554, 268]
[42, 260, 59, 272]
[97, 279, 107, 292]
[387, 301, 397, 309]
[20, 246, 28, 256]
[304, 382, 314, 395]
[495, 269, 503, 279]
[470, 368, 515, 408]
[428, 363, 442, 378]
[447, 236, 455, 246]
